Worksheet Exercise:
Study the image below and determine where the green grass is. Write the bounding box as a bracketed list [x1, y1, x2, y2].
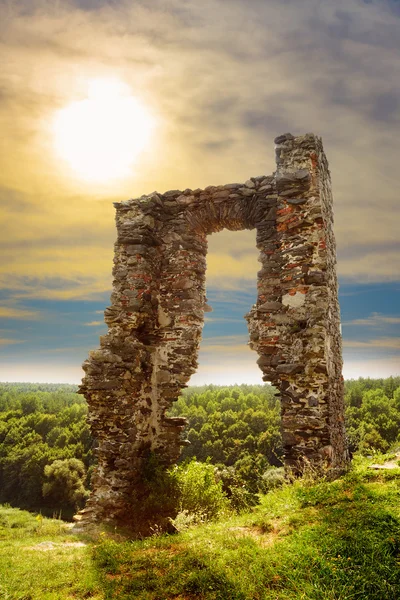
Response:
[0, 506, 100, 599]
[1, 456, 400, 599]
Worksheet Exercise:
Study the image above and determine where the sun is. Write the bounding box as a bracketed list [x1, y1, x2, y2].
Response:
[53, 78, 155, 183]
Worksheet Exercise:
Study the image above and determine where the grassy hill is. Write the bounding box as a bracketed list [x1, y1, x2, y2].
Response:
[1, 454, 400, 600]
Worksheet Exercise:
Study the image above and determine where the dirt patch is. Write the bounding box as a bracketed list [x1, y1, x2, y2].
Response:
[28, 541, 86, 551]
[226, 525, 282, 548]
[369, 452, 400, 471]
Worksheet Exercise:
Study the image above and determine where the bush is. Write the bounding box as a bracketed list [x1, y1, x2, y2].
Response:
[215, 466, 259, 512]
[42, 458, 88, 512]
[171, 460, 230, 529]
[261, 467, 285, 491]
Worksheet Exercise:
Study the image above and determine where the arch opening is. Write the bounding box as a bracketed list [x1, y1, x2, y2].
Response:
[192, 228, 260, 387]
[164, 227, 284, 480]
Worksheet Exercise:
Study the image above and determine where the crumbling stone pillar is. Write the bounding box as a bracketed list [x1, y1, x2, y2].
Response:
[79, 133, 349, 530]
[246, 134, 347, 472]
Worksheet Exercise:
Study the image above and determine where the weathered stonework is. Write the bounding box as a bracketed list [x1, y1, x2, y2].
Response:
[78, 133, 349, 530]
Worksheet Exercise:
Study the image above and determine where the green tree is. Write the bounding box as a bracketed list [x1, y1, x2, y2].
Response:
[42, 458, 88, 511]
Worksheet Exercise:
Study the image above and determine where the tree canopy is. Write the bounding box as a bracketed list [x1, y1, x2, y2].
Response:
[0, 377, 399, 516]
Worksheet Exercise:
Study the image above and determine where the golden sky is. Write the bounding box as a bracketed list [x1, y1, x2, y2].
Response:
[0, 0, 399, 383]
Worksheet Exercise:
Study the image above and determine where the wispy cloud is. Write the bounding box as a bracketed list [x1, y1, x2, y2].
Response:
[343, 312, 400, 327]
[343, 356, 400, 380]
[200, 334, 253, 355]
[343, 338, 400, 350]
[0, 273, 112, 301]
[0, 306, 41, 320]
[84, 320, 104, 326]
[338, 250, 400, 283]
[0, 338, 25, 346]
[202, 334, 248, 346]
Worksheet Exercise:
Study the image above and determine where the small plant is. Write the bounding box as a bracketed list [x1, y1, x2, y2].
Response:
[215, 466, 259, 512]
[173, 459, 230, 522]
[261, 466, 285, 491]
[170, 508, 207, 531]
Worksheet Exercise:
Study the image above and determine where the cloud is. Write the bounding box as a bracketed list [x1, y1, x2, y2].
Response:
[207, 289, 256, 307]
[343, 312, 400, 326]
[206, 253, 258, 290]
[190, 362, 263, 386]
[0, 276, 111, 302]
[0, 306, 41, 319]
[199, 334, 255, 356]
[202, 334, 249, 346]
[343, 337, 400, 349]
[0, 361, 84, 384]
[84, 320, 104, 326]
[0, 241, 113, 300]
[194, 331, 261, 384]
[206, 230, 259, 291]
[0, 338, 25, 346]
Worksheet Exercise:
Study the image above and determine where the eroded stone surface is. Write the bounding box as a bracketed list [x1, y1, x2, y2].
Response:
[78, 133, 349, 530]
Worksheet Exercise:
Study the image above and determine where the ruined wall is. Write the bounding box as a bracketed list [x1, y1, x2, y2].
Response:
[246, 134, 347, 471]
[78, 133, 349, 530]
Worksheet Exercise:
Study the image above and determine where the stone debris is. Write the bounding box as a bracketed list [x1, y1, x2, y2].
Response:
[78, 133, 349, 531]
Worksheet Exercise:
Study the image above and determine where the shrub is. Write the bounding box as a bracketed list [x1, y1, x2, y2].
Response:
[171, 460, 230, 529]
[42, 458, 88, 512]
[215, 466, 259, 512]
[261, 467, 285, 491]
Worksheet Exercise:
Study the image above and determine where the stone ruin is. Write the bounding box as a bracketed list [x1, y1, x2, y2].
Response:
[78, 133, 349, 531]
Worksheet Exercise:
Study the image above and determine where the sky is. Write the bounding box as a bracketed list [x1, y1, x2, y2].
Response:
[0, 0, 399, 385]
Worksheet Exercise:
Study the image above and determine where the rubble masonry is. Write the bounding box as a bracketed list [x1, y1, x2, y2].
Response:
[79, 133, 349, 530]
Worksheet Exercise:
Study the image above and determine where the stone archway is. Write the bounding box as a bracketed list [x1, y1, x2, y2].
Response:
[78, 133, 349, 530]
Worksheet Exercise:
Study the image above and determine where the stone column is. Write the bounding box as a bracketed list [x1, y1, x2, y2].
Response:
[78, 193, 210, 530]
[79, 194, 167, 526]
[271, 133, 347, 472]
[151, 206, 208, 464]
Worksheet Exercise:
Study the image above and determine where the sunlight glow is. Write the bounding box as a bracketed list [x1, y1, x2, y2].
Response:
[53, 78, 154, 182]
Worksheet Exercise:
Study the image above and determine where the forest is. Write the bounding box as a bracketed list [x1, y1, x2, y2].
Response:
[0, 377, 399, 517]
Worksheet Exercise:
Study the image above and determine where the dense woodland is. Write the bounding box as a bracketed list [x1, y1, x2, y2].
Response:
[0, 377, 399, 516]
[0, 383, 91, 517]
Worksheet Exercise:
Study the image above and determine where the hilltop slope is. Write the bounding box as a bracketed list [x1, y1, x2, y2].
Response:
[1, 455, 400, 600]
